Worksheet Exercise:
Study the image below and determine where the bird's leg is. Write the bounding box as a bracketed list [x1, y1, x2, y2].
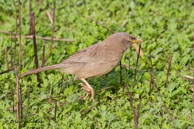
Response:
[80, 78, 94, 101]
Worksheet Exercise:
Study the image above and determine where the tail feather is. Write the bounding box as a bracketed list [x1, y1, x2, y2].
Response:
[19, 64, 65, 78]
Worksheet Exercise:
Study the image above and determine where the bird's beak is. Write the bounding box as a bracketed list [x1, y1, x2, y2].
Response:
[132, 38, 143, 44]
[132, 38, 143, 56]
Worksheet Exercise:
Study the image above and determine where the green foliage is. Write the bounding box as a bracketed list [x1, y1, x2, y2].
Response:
[0, 0, 193, 128]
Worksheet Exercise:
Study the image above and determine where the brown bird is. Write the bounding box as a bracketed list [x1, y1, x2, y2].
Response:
[20, 32, 143, 101]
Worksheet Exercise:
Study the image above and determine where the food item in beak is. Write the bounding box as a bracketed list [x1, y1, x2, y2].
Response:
[132, 43, 144, 56]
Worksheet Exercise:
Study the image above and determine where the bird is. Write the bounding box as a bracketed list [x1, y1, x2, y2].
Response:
[19, 32, 143, 101]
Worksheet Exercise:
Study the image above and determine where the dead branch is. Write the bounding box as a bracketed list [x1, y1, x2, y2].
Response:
[19, 78, 22, 120]
[49, 84, 53, 98]
[134, 43, 142, 85]
[14, 18, 17, 66]
[41, 42, 46, 67]
[121, 19, 128, 27]
[15, 68, 21, 129]
[50, 0, 56, 51]
[5, 46, 9, 70]
[97, 86, 115, 93]
[181, 75, 194, 81]
[29, 0, 32, 34]
[10, 35, 74, 42]
[0, 68, 15, 75]
[46, 10, 53, 24]
[13, 0, 18, 67]
[120, 61, 122, 86]
[10, 33, 14, 67]
[18, 0, 22, 71]
[125, 84, 140, 129]
[164, 53, 173, 87]
[124, 42, 142, 129]
[0, 31, 74, 42]
[30, 12, 41, 86]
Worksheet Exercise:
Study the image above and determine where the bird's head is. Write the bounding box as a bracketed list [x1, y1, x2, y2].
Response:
[111, 32, 144, 56]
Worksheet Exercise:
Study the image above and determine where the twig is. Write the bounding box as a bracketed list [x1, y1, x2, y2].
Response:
[18, 0, 22, 71]
[30, 12, 41, 86]
[46, 10, 53, 24]
[164, 53, 173, 87]
[134, 43, 142, 85]
[42, 42, 46, 67]
[181, 75, 194, 81]
[49, 0, 56, 51]
[5, 46, 9, 70]
[97, 86, 115, 93]
[19, 78, 22, 120]
[10, 33, 14, 67]
[13, 0, 18, 67]
[14, 17, 17, 66]
[135, 103, 140, 127]
[49, 84, 53, 98]
[124, 42, 142, 129]
[121, 19, 128, 27]
[125, 84, 140, 129]
[120, 61, 122, 86]
[0, 68, 15, 75]
[15, 68, 21, 129]
[125, 85, 135, 113]
[29, 0, 32, 34]
[0, 32, 74, 42]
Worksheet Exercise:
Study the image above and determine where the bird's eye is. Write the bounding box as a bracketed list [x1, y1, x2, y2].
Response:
[128, 37, 131, 41]
[131, 37, 136, 40]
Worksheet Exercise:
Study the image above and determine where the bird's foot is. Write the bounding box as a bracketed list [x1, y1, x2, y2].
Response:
[80, 83, 94, 101]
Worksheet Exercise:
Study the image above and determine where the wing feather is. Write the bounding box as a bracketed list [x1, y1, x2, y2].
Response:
[62, 42, 106, 64]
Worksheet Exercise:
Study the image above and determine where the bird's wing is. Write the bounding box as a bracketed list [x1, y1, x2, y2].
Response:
[62, 42, 107, 64]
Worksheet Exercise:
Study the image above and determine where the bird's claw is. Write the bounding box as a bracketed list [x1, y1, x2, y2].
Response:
[80, 83, 94, 101]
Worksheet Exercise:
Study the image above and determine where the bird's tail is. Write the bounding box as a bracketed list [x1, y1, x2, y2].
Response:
[19, 64, 65, 78]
